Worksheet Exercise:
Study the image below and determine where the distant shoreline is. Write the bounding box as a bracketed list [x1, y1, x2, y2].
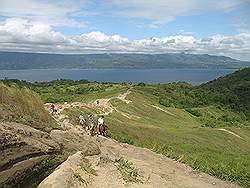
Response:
[0, 67, 241, 71]
[0, 68, 236, 85]
[1, 52, 249, 70]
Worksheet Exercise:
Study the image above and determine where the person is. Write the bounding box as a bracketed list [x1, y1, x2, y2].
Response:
[96, 100, 99, 105]
[50, 104, 55, 113]
[98, 115, 107, 136]
[50, 104, 57, 115]
[88, 114, 94, 135]
[79, 113, 86, 129]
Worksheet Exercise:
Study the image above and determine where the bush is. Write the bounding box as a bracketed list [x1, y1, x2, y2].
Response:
[137, 82, 146, 87]
[185, 108, 202, 117]
[108, 132, 134, 145]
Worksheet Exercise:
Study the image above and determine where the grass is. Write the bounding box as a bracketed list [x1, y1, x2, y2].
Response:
[115, 158, 143, 184]
[185, 106, 249, 128]
[81, 159, 97, 176]
[73, 173, 87, 185]
[34, 82, 130, 103]
[0, 82, 58, 131]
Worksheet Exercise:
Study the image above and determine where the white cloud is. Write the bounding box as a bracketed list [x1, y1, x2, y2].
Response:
[0, 0, 248, 30]
[0, 0, 88, 27]
[0, 19, 250, 60]
[110, 0, 248, 27]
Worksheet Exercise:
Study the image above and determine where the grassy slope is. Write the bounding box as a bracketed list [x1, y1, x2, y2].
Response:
[110, 89, 250, 186]
[63, 86, 250, 187]
[0, 82, 58, 131]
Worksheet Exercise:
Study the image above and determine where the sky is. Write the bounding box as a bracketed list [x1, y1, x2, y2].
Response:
[0, 0, 250, 60]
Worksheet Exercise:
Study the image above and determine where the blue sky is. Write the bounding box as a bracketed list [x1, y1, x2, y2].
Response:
[53, 1, 248, 39]
[58, 10, 240, 39]
[0, 0, 250, 60]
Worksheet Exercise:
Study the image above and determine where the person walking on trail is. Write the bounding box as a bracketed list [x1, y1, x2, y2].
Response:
[98, 115, 107, 136]
[88, 114, 94, 135]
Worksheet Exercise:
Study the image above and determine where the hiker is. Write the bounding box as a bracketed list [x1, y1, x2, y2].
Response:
[88, 114, 94, 135]
[50, 104, 57, 115]
[98, 115, 107, 136]
[79, 113, 87, 130]
[96, 100, 99, 105]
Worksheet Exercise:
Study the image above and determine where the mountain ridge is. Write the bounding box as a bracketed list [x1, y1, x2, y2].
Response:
[0, 51, 249, 70]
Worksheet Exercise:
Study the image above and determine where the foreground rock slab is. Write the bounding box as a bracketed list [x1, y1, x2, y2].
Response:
[39, 135, 240, 188]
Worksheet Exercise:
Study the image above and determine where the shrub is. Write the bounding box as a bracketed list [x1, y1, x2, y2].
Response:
[185, 108, 202, 117]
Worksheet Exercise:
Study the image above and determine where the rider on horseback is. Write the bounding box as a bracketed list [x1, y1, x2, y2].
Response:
[79, 113, 87, 130]
[97, 115, 107, 136]
[88, 114, 94, 135]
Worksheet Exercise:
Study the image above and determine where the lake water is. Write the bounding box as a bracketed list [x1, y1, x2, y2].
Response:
[0, 69, 235, 85]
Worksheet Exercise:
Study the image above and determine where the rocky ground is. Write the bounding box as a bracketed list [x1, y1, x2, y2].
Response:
[0, 112, 99, 187]
[0, 121, 61, 188]
[38, 125, 240, 188]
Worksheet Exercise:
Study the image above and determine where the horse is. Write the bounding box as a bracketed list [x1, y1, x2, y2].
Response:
[99, 123, 107, 136]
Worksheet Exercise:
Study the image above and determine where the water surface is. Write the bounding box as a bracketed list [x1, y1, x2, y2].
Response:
[0, 69, 235, 85]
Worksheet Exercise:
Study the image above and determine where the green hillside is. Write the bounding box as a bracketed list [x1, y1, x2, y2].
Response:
[0, 82, 58, 131]
[201, 68, 250, 118]
[158, 68, 250, 121]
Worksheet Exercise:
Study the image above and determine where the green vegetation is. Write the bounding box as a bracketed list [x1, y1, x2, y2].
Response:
[74, 173, 87, 185]
[115, 158, 143, 184]
[40, 154, 67, 169]
[158, 68, 250, 120]
[2, 79, 129, 103]
[0, 82, 58, 131]
[82, 159, 97, 176]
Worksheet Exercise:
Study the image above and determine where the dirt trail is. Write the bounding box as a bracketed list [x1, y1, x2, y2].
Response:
[217, 128, 243, 139]
[151, 105, 176, 116]
[45, 89, 134, 118]
[39, 92, 240, 188]
[116, 90, 132, 104]
[39, 133, 240, 188]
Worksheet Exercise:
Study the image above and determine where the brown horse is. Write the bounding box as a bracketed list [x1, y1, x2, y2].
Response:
[99, 124, 107, 136]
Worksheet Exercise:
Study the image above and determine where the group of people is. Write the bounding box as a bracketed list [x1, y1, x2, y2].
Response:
[79, 113, 107, 136]
[50, 104, 107, 136]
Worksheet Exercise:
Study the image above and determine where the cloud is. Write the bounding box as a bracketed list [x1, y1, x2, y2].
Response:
[109, 0, 248, 27]
[0, 0, 249, 30]
[0, 19, 250, 60]
[0, 0, 88, 27]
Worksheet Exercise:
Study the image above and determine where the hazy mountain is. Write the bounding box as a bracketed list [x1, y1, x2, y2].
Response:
[0, 51, 249, 70]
